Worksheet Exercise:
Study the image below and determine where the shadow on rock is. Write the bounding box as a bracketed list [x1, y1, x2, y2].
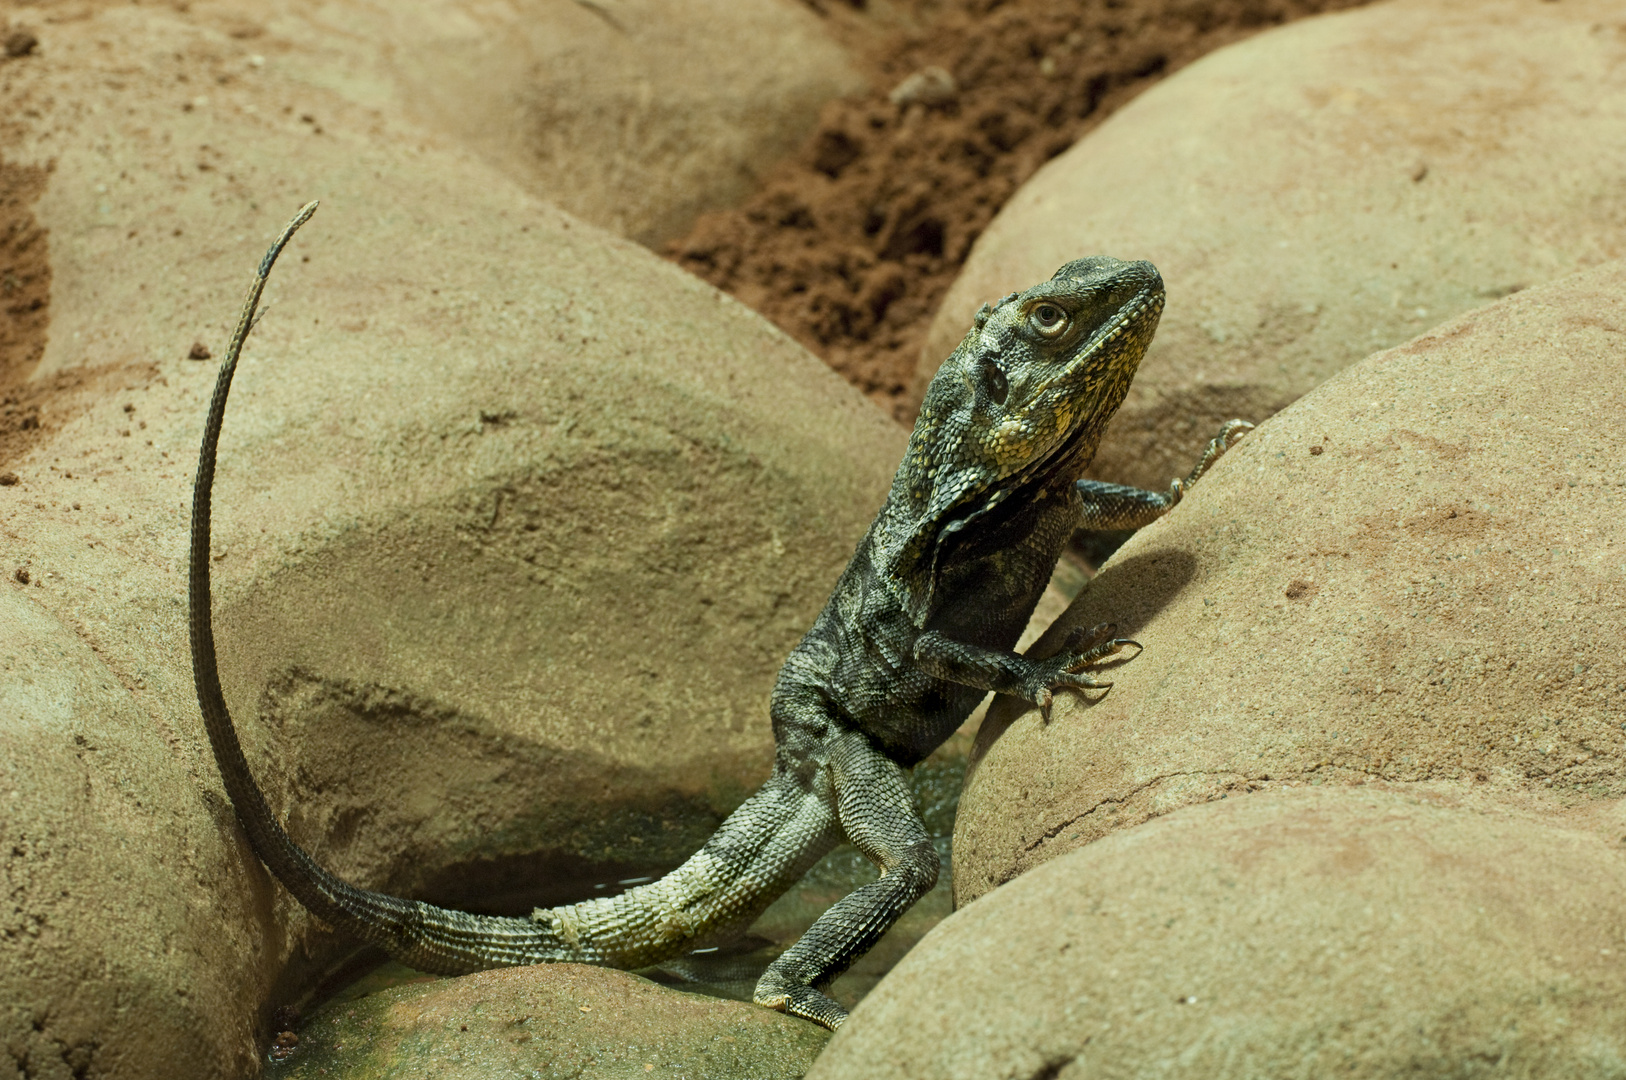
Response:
[966, 546, 1197, 778]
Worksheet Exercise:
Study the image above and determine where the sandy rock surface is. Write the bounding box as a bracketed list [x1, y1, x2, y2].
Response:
[953, 259, 1626, 902]
[1, 586, 279, 1080]
[56, 0, 868, 249]
[0, 6, 902, 1077]
[381, 0, 868, 247]
[814, 785, 1626, 1080]
[267, 965, 829, 1080]
[917, 0, 1626, 490]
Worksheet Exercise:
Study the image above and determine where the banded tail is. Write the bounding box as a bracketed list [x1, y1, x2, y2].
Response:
[188, 204, 838, 978]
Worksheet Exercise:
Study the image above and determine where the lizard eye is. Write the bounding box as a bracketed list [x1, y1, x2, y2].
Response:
[1029, 303, 1068, 337]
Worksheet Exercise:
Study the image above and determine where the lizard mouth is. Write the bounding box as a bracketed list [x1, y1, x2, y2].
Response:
[1083, 288, 1164, 358]
[1061, 268, 1164, 378]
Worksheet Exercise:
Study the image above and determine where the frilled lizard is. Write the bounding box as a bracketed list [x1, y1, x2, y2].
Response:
[190, 202, 1249, 1031]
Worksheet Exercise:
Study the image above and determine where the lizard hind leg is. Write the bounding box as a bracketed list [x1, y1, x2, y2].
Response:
[753, 730, 939, 1031]
[532, 767, 846, 972]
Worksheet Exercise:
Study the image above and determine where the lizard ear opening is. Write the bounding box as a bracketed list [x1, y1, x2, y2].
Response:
[982, 358, 1009, 404]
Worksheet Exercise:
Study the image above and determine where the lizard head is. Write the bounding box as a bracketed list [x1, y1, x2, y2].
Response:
[876, 256, 1165, 622]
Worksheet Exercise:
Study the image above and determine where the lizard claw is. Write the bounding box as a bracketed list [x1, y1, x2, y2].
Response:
[1182, 419, 1255, 490]
[1108, 637, 1143, 660]
[1218, 418, 1254, 448]
[1060, 623, 1140, 670]
[1032, 672, 1114, 723]
[1025, 623, 1140, 721]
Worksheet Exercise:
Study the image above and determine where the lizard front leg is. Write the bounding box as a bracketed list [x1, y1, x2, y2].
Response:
[913, 623, 1137, 719]
[754, 728, 938, 1030]
[1076, 418, 1253, 530]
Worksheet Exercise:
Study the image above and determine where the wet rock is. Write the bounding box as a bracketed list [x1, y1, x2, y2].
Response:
[814, 785, 1626, 1080]
[0, 6, 901, 1076]
[269, 966, 828, 1080]
[918, 0, 1626, 490]
[953, 259, 1626, 901]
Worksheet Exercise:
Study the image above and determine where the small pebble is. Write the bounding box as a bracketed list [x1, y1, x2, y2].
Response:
[888, 66, 958, 108]
[268, 1030, 299, 1063]
[4, 29, 38, 57]
[188, 341, 212, 360]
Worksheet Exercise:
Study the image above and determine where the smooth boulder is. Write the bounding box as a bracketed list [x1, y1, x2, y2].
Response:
[268, 965, 829, 1080]
[917, 0, 1626, 491]
[380, 0, 868, 246]
[166, 0, 864, 248]
[0, 587, 278, 1080]
[814, 786, 1626, 1079]
[0, 6, 902, 1077]
[954, 258, 1626, 901]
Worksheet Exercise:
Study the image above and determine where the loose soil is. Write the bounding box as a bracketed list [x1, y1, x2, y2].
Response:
[668, 0, 1373, 422]
[0, 362, 163, 474]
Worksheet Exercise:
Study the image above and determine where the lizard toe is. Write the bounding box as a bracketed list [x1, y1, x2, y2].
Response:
[1220, 418, 1255, 447]
[755, 978, 849, 1031]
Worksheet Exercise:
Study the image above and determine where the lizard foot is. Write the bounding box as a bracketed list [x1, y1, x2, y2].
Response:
[1025, 622, 1141, 721]
[1180, 418, 1254, 491]
[755, 977, 849, 1031]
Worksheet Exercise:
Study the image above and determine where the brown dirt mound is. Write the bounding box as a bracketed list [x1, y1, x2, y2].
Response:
[669, 0, 1372, 421]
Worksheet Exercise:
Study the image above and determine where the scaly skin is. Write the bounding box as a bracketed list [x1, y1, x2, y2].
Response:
[190, 203, 1250, 1030]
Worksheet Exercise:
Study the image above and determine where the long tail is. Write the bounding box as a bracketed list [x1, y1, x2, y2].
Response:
[188, 204, 841, 976]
